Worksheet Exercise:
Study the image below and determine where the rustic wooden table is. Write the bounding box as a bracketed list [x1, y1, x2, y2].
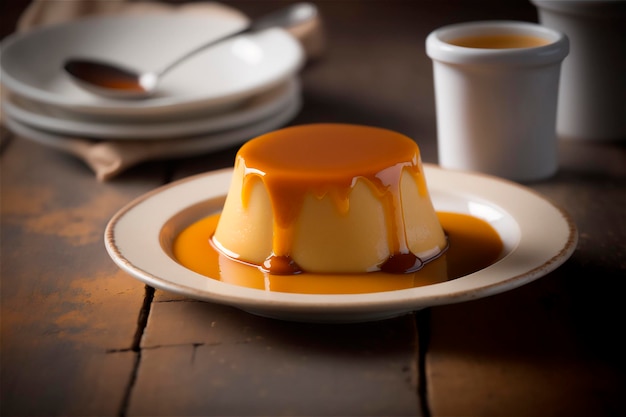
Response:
[2, 1, 625, 416]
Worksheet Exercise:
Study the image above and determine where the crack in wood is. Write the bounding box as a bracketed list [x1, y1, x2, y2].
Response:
[132, 286, 155, 352]
[105, 347, 134, 354]
[138, 342, 208, 350]
[154, 298, 205, 303]
[0, 126, 15, 155]
[190, 342, 204, 365]
[416, 309, 432, 417]
[118, 285, 155, 417]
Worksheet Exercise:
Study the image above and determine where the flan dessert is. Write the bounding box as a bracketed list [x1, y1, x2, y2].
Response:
[212, 123, 448, 275]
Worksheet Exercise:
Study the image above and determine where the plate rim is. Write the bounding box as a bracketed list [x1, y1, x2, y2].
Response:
[2, 78, 300, 140]
[4, 96, 301, 180]
[104, 165, 578, 322]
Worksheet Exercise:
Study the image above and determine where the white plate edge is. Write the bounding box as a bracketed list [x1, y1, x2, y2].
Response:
[2, 78, 300, 139]
[104, 165, 579, 315]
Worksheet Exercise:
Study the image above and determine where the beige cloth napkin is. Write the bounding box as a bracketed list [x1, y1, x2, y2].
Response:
[8, 0, 324, 181]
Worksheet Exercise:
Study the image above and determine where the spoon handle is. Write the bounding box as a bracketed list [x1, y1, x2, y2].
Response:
[157, 2, 317, 77]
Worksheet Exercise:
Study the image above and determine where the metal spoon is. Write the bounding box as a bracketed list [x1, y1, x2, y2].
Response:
[63, 2, 317, 99]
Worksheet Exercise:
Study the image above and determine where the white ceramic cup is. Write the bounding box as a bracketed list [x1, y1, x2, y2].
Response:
[426, 21, 569, 182]
[531, 0, 626, 141]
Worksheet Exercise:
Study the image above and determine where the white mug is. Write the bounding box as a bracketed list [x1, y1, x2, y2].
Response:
[427, 21, 569, 182]
[531, 0, 626, 141]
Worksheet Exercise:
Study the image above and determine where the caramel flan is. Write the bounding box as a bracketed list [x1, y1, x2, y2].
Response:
[212, 123, 448, 274]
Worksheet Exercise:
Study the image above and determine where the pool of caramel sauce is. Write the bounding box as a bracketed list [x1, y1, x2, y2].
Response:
[172, 211, 503, 295]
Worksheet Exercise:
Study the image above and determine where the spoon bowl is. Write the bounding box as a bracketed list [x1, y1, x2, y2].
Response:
[64, 60, 159, 99]
[63, 2, 317, 99]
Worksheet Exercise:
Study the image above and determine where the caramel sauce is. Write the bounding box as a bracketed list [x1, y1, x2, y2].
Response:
[173, 211, 503, 295]
[217, 124, 437, 274]
[64, 60, 145, 92]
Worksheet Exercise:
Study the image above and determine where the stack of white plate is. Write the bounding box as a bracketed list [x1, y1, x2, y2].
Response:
[0, 13, 304, 168]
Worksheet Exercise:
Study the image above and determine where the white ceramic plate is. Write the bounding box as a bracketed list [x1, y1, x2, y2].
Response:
[2, 79, 299, 140]
[105, 165, 578, 323]
[0, 14, 303, 118]
[4, 96, 300, 180]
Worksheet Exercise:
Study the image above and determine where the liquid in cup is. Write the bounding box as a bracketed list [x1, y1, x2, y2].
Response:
[426, 21, 569, 182]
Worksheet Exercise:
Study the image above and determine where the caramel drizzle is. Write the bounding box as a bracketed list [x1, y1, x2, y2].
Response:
[372, 158, 425, 273]
[240, 155, 429, 275]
